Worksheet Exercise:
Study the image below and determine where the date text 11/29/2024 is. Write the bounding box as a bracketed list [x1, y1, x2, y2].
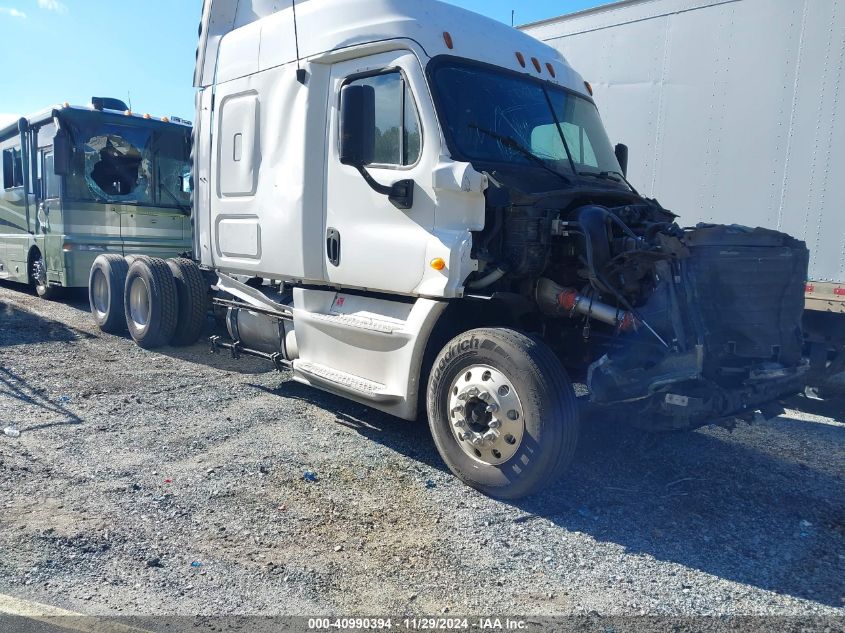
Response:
[307, 618, 529, 630]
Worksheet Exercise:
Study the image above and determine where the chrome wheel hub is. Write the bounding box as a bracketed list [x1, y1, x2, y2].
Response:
[31, 258, 47, 287]
[128, 277, 151, 329]
[91, 269, 109, 317]
[448, 365, 525, 465]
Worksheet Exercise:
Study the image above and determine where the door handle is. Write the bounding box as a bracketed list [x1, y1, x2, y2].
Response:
[326, 228, 341, 267]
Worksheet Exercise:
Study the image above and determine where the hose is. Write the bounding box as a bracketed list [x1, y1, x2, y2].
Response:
[467, 266, 508, 290]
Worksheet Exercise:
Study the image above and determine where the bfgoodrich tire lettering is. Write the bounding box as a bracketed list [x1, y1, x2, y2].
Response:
[124, 256, 178, 349]
[89, 254, 129, 333]
[427, 328, 579, 500]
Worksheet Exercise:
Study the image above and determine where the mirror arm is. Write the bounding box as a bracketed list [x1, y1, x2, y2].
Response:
[355, 165, 414, 210]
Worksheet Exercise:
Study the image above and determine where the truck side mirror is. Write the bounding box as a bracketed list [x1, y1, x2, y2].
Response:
[53, 130, 71, 176]
[615, 143, 629, 178]
[339, 84, 376, 167]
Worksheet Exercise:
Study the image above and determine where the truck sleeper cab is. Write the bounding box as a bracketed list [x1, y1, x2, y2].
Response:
[0, 100, 192, 302]
[106, 0, 810, 499]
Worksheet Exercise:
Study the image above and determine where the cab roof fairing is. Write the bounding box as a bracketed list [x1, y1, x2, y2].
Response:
[193, 0, 588, 96]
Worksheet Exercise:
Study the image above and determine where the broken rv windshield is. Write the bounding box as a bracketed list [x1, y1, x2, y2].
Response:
[64, 117, 191, 212]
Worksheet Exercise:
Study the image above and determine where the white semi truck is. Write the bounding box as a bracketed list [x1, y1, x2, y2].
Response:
[91, 0, 813, 499]
[522, 0, 845, 393]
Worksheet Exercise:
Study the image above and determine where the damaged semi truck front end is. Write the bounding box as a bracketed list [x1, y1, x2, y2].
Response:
[177, 0, 811, 498]
[429, 57, 810, 432]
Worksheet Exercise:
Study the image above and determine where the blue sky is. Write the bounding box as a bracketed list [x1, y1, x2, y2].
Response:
[0, 0, 607, 127]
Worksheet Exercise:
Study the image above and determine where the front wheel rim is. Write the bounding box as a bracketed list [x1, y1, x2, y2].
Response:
[31, 258, 47, 288]
[128, 277, 151, 330]
[91, 269, 109, 317]
[447, 364, 525, 466]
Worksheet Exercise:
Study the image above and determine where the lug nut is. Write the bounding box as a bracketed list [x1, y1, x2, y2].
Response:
[489, 419, 502, 430]
[478, 392, 490, 402]
[486, 403, 500, 414]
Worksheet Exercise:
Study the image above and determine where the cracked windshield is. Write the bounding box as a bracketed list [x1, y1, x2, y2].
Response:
[432, 61, 621, 176]
[65, 118, 191, 211]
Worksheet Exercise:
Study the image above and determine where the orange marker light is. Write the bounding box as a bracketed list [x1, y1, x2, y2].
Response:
[584, 81, 594, 96]
[531, 57, 542, 73]
[161, 116, 170, 123]
[546, 63, 556, 78]
[143, 113, 152, 119]
[430, 258, 446, 271]
[125, 110, 133, 116]
[443, 31, 454, 49]
[515, 52, 526, 68]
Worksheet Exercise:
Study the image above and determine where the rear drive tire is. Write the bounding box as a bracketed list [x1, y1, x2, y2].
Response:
[426, 328, 579, 500]
[124, 256, 178, 349]
[167, 258, 209, 346]
[89, 254, 129, 333]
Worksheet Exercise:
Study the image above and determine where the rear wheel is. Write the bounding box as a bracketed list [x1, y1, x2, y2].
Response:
[167, 258, 209, 346]
[427, 328, 579, 499]
[28, 250, 57, 300]
[89, 254, 129, 333]
[124, 256, 178, 349]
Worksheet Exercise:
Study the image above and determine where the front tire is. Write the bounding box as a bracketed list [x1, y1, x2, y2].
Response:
[89, 254, 129, 333]
[124, 257, 178, 349]
[426, 328, 579, 500]
[29, 251, 57, 300]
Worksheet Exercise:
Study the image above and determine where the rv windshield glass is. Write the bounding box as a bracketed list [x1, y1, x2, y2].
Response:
[431, 61, 621, 179]
[64, 116, 191, 212]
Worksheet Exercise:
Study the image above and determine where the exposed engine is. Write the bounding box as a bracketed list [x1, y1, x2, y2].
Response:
[470, 185, 810, 430]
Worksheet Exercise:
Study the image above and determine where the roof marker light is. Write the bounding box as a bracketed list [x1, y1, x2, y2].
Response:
[430, 258, 446, 271]
[125, 110, 133, 116]
[63, 102, 70, 108]
[531, 57, 542, 73]
[584, 81, 594, 96]
[546, 63, 556, 78]
[161, 116, 170, 123]
[443, 31, 454, 49]
[515, 52, 526, 68]
[143, 113, 152, 119]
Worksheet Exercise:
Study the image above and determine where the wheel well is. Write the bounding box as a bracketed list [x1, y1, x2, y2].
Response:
[26, 247, 42, 282]
[417, 297, 538, 417]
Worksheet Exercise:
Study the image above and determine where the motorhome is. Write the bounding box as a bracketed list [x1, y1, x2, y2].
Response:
[522, 0, 845, 394]
[0, 98, 192, 298]
[92, 0, 812, 499]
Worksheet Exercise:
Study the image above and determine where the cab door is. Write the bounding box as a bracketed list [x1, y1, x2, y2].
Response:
[324, 51, 437, 294]
[37, 147, 63, 274]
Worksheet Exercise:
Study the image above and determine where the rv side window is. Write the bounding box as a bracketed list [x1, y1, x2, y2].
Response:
[2, 147, 24, 189]
[346, 71, 422, 167]
[43, 152, 59, 199]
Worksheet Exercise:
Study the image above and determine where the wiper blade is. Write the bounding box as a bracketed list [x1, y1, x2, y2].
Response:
[579, 170, 640, 196]
[469, 124, 571, 185]
[579, 171, 621, 183]
[161, 184, 191, 215]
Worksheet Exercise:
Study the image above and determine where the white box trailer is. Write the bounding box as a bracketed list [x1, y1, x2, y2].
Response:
[89, 0, 818, 498]
[522, 0, 845, 343]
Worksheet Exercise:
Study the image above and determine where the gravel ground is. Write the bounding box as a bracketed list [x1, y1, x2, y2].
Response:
[0, 281, 843, 619]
